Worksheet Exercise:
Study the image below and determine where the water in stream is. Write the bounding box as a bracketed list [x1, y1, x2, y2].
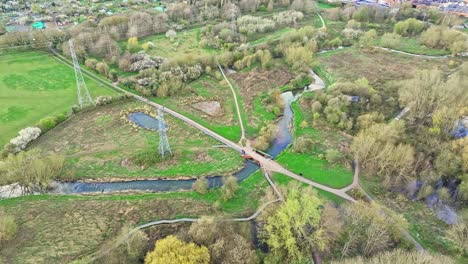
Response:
[48, 91, 300, 195]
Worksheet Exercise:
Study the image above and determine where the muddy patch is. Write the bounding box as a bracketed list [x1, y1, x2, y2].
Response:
[231, 68, 293, 109]
[191, 100, 224, 117]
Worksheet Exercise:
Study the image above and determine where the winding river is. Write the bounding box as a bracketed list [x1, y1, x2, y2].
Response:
[0, 79, 314, 198]
[53, 91, 300, 194]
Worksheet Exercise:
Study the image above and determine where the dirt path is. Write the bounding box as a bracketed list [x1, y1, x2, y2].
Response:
[375, 47, 449, 59]
[317, 12, 326, 29]
[217, 63, 246, 144]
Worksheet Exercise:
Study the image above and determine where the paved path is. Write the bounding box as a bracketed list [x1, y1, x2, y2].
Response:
[217, 63, 247, 144]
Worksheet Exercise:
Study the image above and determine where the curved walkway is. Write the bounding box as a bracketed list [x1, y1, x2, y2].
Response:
[217, 63, 247, 144]
[317, 12, 326, 30]
[92, 170, 283, 260]
[375, 46, 449, 59]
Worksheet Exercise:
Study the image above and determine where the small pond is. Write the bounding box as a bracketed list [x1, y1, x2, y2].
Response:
[128, 112, 167, 130]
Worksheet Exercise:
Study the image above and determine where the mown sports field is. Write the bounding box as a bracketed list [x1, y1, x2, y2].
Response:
[0, 51, 116, 146]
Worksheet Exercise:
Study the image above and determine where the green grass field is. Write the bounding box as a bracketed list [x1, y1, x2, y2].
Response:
[375, 36, 451, 56]
[33, 101, 244, 180]
[0, 51, 116, 146]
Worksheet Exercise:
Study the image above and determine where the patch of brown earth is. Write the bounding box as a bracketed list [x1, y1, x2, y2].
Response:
[191, 100, 224, 117]
[230, 68, 293, 110]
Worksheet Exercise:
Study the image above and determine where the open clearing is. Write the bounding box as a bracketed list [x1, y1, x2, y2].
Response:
[152, 75, 241, 142]
[32, 100, 244, 180]
[230, 65, 293, 135]
[0, 51, 116, 146]
[0, 170, 268, 264]
[374, 36, 451, 56]
[144, 27, 219, 60]
[317, 47, 452, 86]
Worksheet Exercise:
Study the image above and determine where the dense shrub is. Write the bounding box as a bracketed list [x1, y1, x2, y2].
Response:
[272, 11, 304, 26]
[8, 127, 42, 153]
[421, 26, 467, 55]
[380, 32, 401, 49]
[37, 113, 67, 132]
[394, 18, 425, 36]
[237, 15, 275, 35]
[193, 177, 209, 194]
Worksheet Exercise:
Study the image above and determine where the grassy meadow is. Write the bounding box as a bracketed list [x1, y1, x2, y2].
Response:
[276, 101, 354, 189]
[0, 51, 116, 146]
[0, 170, 269, 263]
[144, 27, 219, 60]
[32, 100, 244, 180]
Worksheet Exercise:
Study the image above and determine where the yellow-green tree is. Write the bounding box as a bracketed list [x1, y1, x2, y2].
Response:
[127, 37, 140, 53]
[145, 235, 210, 264]
[261, 184, 326, 262]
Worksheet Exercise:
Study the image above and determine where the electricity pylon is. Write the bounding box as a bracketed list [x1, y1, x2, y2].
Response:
[69, 39, 94, 109]
[158, 108, 172, 158]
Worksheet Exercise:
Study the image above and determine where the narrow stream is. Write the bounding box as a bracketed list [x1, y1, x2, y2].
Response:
[46, 89, 307, 195]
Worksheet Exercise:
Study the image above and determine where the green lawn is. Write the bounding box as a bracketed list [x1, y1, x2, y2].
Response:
[317, 2, 338, 9]
[375, 36, 451, 56]
[0, 51, 116, 146]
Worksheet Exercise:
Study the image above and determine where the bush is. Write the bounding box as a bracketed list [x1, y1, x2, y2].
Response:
[291, 73, 312, 88]
[96, 62, 110, 77]
[222, 176, 239, 201]
[380, 32, 401, 49]
[127, 37, 141, 53]
[85, 58, 98, 70]
[237, 15, 275, 35]
[325, 148, 343, 164]
[38, 113, 68, 132]
[9, 127, 42, 153]
[420, 26, 467, 55]
[394, 18, 424, 36]
[192, 177, 209, 194]
[293, 136, 314, 153]
[272, 11, 304, 26]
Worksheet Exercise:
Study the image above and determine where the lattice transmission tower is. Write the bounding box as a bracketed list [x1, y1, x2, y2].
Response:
[69, 39, 94, 109]
[158, 108, 172, 158]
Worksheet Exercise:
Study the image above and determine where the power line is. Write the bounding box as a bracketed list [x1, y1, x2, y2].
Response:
[69, 39, 95, 109]
[158, 108, 172, 158]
